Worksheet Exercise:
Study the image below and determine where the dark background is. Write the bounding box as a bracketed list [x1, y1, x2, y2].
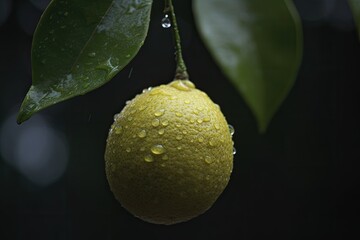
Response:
[0, 0, 359, 239]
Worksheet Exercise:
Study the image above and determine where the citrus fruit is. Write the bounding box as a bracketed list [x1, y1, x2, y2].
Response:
[105, 80, 234, 225]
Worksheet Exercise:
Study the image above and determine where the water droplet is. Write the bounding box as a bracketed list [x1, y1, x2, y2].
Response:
[144, 155, 154, 163]
[88, 52, 96, 57]
[197, 119, 203, 124]
[233, 147, 237, 155]
[158, 129, 165, 135]
[96, 57, 119, 79]
[176, 135, 183, 140]
[138, 130, 146, 138]
[209, 138, 216, 147]
[161, 14, 171, 28]
[142, 87, 152, 93]
[127, 116, 133, 121]
[151, 144, 165, 155]
[154, 109, 165, 117]
[126, 54, 131, 58]
[204, 156, 213, 164]
[161, 120, 169, 126]
[126, 147, 131, 153]
[127, 6, 136, 14]
[152, 119, 160, 127]
[214, 124, 220, 130]
[175, 112, 183, 117]
[113, 114, 120, 121]
[203, 117, 211, 122]
[177, 146, 182, 150]
[229, 124, 235, 136]
[184, 100, 191, 104]
[114, 125, 122, 134]
[182, 130, 187, 135]
[198, 137, 204, 143]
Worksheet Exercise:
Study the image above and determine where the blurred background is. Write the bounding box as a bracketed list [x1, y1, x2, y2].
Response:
[0, 0, 359, 239]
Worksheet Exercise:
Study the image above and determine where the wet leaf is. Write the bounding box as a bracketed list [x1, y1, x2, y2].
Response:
[349, 0, 360, 39]
[194, 0, 302, 132]
[17, 0, 153, 124]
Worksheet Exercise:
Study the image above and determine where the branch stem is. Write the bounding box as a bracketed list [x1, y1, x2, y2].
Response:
[164, 0, 189, 80]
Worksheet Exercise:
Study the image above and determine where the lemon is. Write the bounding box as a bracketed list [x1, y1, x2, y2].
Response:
[105, 80, 234, 225]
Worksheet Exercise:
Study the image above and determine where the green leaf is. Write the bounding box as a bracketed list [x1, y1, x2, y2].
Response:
[17, 0, 153, 124]
[349, 0, 360, 39]
[193, 0, 302, 132]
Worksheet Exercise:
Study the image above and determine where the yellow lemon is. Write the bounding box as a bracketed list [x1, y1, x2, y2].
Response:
[105, 80, 234, 225]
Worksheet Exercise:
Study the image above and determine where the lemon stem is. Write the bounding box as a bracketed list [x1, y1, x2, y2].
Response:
[164, 0, 189, 80]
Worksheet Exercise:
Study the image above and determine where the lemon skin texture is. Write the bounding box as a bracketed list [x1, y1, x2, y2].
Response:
[105, 80, 233, 225]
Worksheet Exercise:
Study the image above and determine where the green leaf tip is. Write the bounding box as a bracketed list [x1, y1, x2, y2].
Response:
[194, 0, 303, 133]
[18, 0, 153, 123]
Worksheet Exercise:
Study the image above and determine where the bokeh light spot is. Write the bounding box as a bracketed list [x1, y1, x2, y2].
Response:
[0, 112, 69, 186]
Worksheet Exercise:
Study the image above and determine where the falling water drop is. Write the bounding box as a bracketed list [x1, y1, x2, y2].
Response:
[161, 14, 171, 28]
[233, 147, 237, 155]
